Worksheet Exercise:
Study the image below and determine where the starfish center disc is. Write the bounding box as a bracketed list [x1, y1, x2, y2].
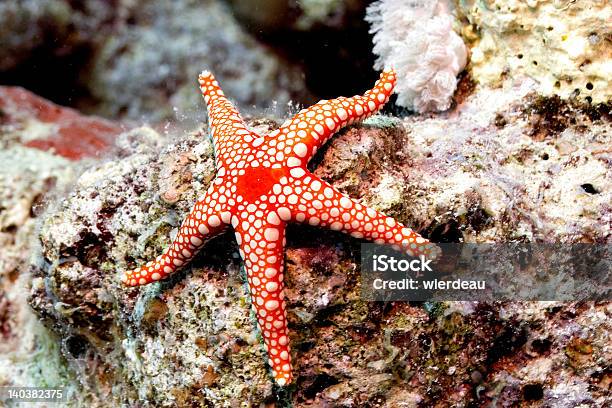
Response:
[235, 166, 287, 202]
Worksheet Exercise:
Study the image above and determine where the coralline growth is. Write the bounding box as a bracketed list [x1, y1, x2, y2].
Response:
[458, 0, 611, 104]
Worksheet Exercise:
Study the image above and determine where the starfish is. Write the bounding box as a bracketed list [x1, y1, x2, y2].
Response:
[122, 68, 439, 386]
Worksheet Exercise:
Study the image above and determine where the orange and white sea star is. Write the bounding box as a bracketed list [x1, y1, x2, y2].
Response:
[122, 69, 439, 386]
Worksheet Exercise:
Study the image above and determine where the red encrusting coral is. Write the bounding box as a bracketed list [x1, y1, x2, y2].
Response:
[0, 86, 122, 160]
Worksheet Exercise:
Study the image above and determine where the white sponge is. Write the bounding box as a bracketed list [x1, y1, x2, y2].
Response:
[366, 0, 468, 113]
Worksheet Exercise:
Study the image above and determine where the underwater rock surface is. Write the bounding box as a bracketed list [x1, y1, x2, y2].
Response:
[0, 145, 77, 394]
[0, 0, 114, 72]
[458, 0, 611, 104]
[0, 89, 125, 395]
[28, 78, 611, 406]
[0, 0, 309, 122]
[87, 0, 309, 122]
[0, 86, 123, 160]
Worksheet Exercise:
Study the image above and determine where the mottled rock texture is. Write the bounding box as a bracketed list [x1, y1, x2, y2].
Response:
[0, 0, 309, 122]
[0, 0, 113, 72]
[87, 0, 308, 122]
[0, 145, 76, 393]
[458, 0, 611, 104]
[0, 90, 125, 396]
[29, 79, 610, 406]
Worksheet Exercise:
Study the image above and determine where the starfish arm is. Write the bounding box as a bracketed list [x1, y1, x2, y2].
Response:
[281, 173, 439, 259]
[198, 71, 253, 167]
[234, 215, 293, 386]
[122, 184, 228, 286]
[274, 69, 396, 164]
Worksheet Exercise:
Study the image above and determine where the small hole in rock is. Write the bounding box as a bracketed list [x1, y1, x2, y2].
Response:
[532, 61, 538, 66]
[429, 221, 463, 243]
[585, 96, 592, 104]
[523, 383, 544, 401]
[541, 153, 549, 160]
[531, 338, 552, 354]
[304, 373, 340, 399]
[580, 184, 598, 194]
[517, 54, 523, 59]
[586, 82, 593, 90]
[1, 225, 17, 234]
[65, 335, 89, 358]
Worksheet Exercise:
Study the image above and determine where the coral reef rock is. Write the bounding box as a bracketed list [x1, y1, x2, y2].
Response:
[30, 77, 610, 406]
[0, 1, 309, 122]
[88, 0, 308, 122]
[0, 90, 126, 396]
[0, 86, 123, 160]
[458, 0, 611, 104]
[0, 0, 114, 72]
[0, 146, 77, 394]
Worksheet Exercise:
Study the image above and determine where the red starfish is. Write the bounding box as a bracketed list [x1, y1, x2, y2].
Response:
[122, 69, 439, 386]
